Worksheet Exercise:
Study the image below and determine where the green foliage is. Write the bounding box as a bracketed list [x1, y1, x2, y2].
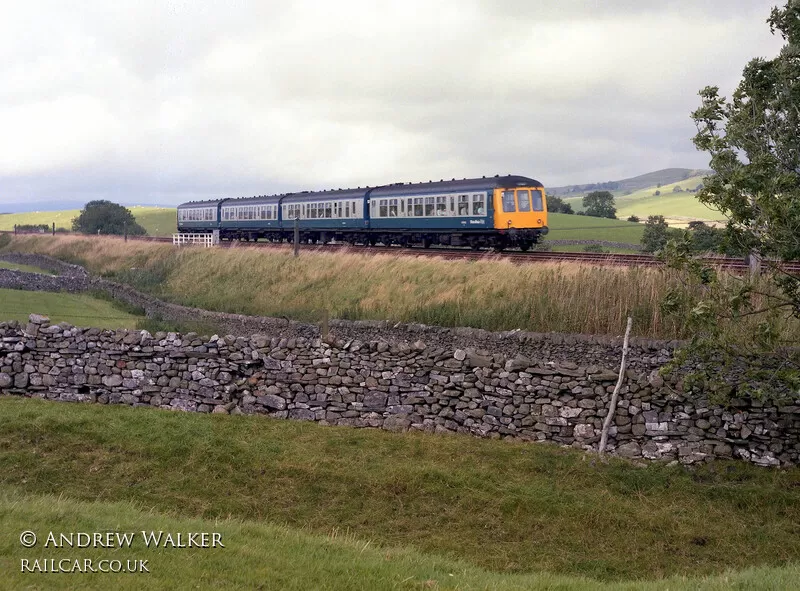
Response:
[546, 195, 575, 214]
[72, 200, 147, 236]
[660, 1, 800, 401]
[626, 215, 640, 223]
[654, 190, 661, 196]
[14, 223, 49, 232]
[641, 215, 671, 253]
[0, 234, 10, 249]
[583, 244, 609, 253]
[582, 191, 617, 219]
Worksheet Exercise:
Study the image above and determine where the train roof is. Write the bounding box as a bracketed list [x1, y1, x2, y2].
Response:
[369, 175, 543, 197]
[176, 199, 225, 209]
[280, 188, 368, 203]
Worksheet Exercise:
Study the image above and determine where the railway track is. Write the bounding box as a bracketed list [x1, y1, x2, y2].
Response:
[5, 230, 800, 272]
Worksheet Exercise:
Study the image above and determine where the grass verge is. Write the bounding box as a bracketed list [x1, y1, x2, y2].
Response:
[1, 486, 798, 590]
[1, 398, 799, 583]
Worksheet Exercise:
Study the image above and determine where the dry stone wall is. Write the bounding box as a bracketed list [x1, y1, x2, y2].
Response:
[2, 314, 798, 468]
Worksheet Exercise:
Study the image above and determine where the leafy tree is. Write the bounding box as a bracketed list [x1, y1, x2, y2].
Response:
[626, 215, 640, 223]
[72, 200, 146, 236]
[547, 196, 576, 215]
[654, 190, 661, 196]
[661, 1, 800, 400]
[641, 215, 671, 252]
[673, 186, 683, 193]
[582, 191, 617, 219]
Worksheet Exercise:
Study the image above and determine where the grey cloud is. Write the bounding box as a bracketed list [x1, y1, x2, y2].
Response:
[0, 0, 788, 206]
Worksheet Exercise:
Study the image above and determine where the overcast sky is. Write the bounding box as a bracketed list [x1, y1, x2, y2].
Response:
[0, 0, 787, 208]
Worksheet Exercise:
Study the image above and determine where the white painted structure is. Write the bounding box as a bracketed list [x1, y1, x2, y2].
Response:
[172, 231, 219, 247]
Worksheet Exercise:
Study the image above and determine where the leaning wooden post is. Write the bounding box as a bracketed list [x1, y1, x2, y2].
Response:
[52, 222, 55, 236]
[598, 316, 633, 455]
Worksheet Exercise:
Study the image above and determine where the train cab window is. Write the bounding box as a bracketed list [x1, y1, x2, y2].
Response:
[517, 190, 531, 212]
[531, 189, 544, 211]
[436, 196, 447, 216]
[389, 199, 398, 217]
[413, 198, 423, 217]
[502, 190, 516, 213]
[424, 197, 435, 216]
[473, 194, 485, 216]
[458, 195, 469, 215]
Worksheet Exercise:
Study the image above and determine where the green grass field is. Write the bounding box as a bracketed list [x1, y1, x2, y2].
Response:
[0, 288, 143, 329]
[1, 398, 799, 588]
[545, 213, 644, 244]
[0, 260, 53, 274]
[0, 206, 176, 237]
[1, 487, 797, 591]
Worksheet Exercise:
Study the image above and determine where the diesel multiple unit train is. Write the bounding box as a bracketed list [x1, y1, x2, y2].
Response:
[177, 175, 549, 251]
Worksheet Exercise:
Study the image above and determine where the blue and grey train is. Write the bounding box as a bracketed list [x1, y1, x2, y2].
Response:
[177, 175, 549, 251]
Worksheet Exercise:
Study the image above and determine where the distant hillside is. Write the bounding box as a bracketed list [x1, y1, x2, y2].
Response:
[549, 168, 711, 196]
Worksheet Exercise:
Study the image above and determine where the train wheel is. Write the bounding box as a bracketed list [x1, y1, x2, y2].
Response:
[422, 238, 432, 249]
[519, 243, 531, 252]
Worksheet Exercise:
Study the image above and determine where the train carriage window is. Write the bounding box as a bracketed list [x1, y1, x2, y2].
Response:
[379, 199, 388, 218]
[345, 202, 350, 218]
[325, 203, 332, 218]
[413, 198, 423, 217]
[449, 195, 455, 215]
[389, 199, 398, 217]
[424, 197, 435, 216]
[531, 189, 544, 211]
[517, 190, 531, 212]
[458, 195, 469, 215]
[502, 190, 516, 213]
[436, 196, 447, 216]
[399, 199, 406, 216]
[473, 194, 485, 216]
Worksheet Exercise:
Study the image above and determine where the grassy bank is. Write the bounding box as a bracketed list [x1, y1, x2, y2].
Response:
[1, 398, 799, 584]
[3, 235, 799, 342]
[2, 487, 797, 590]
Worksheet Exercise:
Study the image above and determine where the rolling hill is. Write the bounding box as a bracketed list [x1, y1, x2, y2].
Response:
[549, 168, 712, 197]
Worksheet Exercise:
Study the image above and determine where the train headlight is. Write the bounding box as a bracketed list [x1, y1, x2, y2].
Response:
[537, 218, 543, 225]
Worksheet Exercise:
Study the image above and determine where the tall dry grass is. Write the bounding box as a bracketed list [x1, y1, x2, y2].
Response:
[5, 235, 798, 341]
